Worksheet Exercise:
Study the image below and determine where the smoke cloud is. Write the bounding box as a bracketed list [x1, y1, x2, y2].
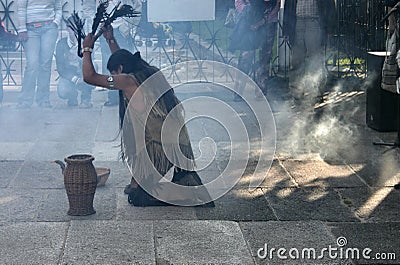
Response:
[277, 70, 361, 160]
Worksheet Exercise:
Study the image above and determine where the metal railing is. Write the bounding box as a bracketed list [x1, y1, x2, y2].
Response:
[0, 0, 391, 87]
[329, 0, 387, 77]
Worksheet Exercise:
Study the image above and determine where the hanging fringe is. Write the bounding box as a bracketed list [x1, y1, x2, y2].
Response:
[131, 141, 195, 181]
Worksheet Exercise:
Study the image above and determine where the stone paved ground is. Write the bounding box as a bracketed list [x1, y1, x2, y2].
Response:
[0, 67, 399, 264]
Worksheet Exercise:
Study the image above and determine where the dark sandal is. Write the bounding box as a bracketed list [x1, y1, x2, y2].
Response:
[127, 186, 170, 207]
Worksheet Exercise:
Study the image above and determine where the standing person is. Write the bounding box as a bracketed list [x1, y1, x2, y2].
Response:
[0, 17, 19, 105]
[81, 26, 214, 207]
[101, 0, 142, 107]
[381, 0, 400, 93]
[283, 0, 336, 104]
[81, 0, 97, 36]
[16, 0, 62, 109]
[255, 0, 281, 94]
[55, 21, 94, 108]
[229, 0, 267, 101]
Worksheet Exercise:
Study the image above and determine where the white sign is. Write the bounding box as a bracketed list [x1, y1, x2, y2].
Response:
[147, 0, 215, 22]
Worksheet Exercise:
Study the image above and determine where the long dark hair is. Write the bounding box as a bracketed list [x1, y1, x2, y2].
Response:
[107, 49, 180, 128]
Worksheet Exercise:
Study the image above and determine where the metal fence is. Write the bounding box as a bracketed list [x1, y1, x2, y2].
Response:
[330, 0, 387, 77]
[0, 0, 392, 87]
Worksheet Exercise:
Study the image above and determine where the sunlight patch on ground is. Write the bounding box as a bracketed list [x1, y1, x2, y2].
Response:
[0, 195, 18, 205]
[306, 190, 329, 202]
[231, 188, 264, 199]
[276, 188, 293, 199]
[357, 187, 392, 218]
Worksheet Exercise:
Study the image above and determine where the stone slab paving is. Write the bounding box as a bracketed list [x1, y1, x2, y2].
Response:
[94, 106, 120, 142]
[0, 82, 399, 264]
[263, 187, 360, 222]
[10, 160, 65, 189]
[327, 222, 400, 264]
[62, 221, 156, 264]
[26, 141, 95, 161]
[0, 160, 22, 188]
[0, 222, 68, 264]
[196, 188, 277, 221]
[280, 160, 366, 188]
[333, 134, 393, 165]
[116, 191, 198, 221]
[0, 142, 35, 160]
[347, 151, 400, 187]
[154, 220, 254, 264]
[243, 159, 297, 189]
[0, 220, 257, 264]
[38, 187, 117, 222]
[92, 141, 121, 161]
[2, 219, 398, 264]
[240, 221, 350, 265]
[0, 109, 45, 142]
[0, 189, 40, 223]
[36, 110, 100, 142]
[335, 187, 400, 222]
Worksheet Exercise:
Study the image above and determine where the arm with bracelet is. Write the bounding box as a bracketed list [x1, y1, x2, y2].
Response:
[82, 32, 140, 106]
[102, 25, 121, 53]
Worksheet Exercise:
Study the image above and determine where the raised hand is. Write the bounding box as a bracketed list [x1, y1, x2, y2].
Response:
[83, 33, 96, 49]
[101, 25, 114, 41]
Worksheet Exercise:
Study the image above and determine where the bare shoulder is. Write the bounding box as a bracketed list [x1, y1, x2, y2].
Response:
[114, 73, 138, 90]
[113, 73, 139, 99]
[118, 73, 138, 83]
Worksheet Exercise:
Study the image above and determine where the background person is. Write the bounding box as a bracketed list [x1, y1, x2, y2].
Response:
[80, 0, 97, 37]
[16, 0, 62, 109]
[229, 0, 268, 101]
[381, 0, 400, 93]
[283, 0, 336, 105]
[255, 0, 281, 94]
[55, 22, 94, 108]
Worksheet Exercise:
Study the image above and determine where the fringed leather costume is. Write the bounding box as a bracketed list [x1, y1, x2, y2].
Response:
[120, 52, 214, 207]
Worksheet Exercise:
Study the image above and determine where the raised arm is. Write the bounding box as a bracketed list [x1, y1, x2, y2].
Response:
[81, 33, 137, 98]
[102, 25, 121, 54]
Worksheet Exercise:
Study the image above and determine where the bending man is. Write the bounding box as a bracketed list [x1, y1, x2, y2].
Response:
[82, 27, 214, 207]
